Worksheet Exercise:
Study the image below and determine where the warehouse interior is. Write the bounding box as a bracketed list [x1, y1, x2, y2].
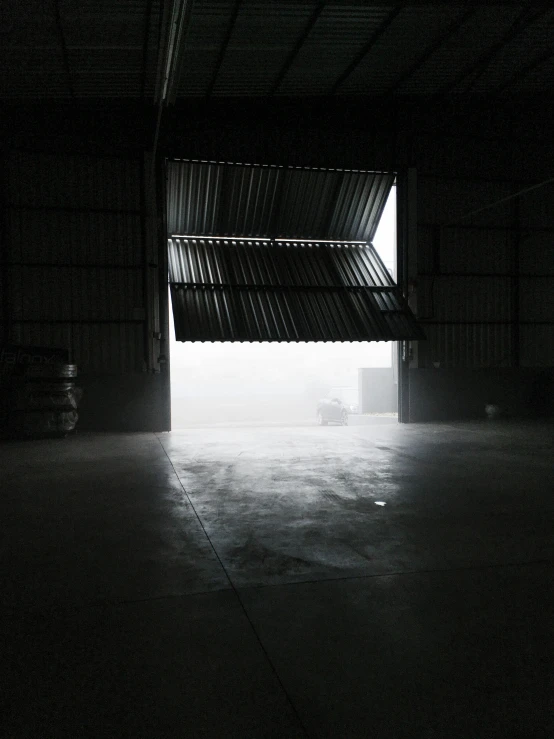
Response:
[2, 3, 554, 737]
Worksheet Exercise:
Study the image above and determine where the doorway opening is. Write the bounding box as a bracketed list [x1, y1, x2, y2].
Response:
[169, 185, 398, 429]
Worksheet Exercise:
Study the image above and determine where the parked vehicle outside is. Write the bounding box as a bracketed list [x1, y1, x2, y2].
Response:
[317, 387, 359, 426]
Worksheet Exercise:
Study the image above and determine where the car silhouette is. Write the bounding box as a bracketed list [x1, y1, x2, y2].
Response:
[317, 387, 359, 426]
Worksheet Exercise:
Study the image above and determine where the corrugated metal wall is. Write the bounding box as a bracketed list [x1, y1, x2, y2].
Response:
[416, 173, 554, 368]
[518, 183, 554, 367]
[4, 150, 158, 374]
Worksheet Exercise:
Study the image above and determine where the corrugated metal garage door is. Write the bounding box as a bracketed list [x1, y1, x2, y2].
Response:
[167, 159, 423, 342]
[167, 159, 394, 242]
[169, 237, 424, 342]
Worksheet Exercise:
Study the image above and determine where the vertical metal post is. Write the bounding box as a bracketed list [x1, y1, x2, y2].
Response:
[157, 155, 171, 430]
[510, 195, 520, 367]
[0, 151, 12, 345]
[140, 155, 152, 371]
[396, 167, 417, 422]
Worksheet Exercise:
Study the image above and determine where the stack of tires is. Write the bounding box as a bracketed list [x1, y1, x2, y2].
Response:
[10, 363, 82, 438]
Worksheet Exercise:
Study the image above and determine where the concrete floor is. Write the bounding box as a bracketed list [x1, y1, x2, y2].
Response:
[2, 421, 554, 737]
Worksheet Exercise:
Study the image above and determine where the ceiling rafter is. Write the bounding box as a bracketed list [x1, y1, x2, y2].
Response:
[431, 5, 550, 101]
[206, 0, 242, 97]
[53, 0, 74, 101]
[486, 42, 554, 99]
[270, 1, 326, 95]
[329, 6, 402, 95]
[378, 6, 477, 101]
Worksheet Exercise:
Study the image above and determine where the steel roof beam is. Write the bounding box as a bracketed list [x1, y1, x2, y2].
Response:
[207, 0, 242, 97]
[490, 44, 554, 99]
[431, 6, 549, 101]
[379, 6, 476, 101]
[329, 6, 402, 95]
[270, 2, 326, 95]
[155, 0, 193, 105]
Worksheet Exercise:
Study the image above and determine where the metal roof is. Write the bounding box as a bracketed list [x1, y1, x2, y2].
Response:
[167, 160, 394, 241]
[168, 238, 423, 342]
[3, 2, 554, 102]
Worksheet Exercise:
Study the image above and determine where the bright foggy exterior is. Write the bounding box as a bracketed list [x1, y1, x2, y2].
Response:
[170, 188, 397, 428]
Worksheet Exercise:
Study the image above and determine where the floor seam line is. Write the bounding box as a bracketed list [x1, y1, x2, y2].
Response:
[0, 585, 237, 618]
[156, 434, 312, 739]
[233, 557, 554, 592]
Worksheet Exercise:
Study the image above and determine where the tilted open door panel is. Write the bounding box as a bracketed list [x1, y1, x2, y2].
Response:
[167, 160, 395, 242]
[167, 159, 423, 342]
[168, 238, 424, 342]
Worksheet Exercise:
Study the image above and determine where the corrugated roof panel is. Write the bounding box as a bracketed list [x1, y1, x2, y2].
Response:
[340, 6, 464, 95]
[277, 5, 395, 95]
[168, 238, 423, 342]
[210, 3, 316, 96]
[167, 160, 394, 241]
[59, 0, 150, 45]
[177, 0, 234, 95]
[398, 6, 524, 96]
[458, 10, 554, 94]
[1, 0, 158, 100]
[508, 54, 554, 95]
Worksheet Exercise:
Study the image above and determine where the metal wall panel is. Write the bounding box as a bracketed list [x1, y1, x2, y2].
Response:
[167, 159, 394, 241]
[7, 209, 143, 266]
[11, 322, 144, 374]
[519, 232, 554, 276]
[416, 170, 553, 369]
[425, 323, 512, 368]
[517, 183, 554, 366]
[520, 326, 554, 368]
[519, 278, 553, 323]
[418, 175, 512, 228]
[438, 227, 511, 275]
[519, 184, 554, 229]
[6, 151, 147, 373]
[8, 152, 141, 210]
[425, 276, 512, 323]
